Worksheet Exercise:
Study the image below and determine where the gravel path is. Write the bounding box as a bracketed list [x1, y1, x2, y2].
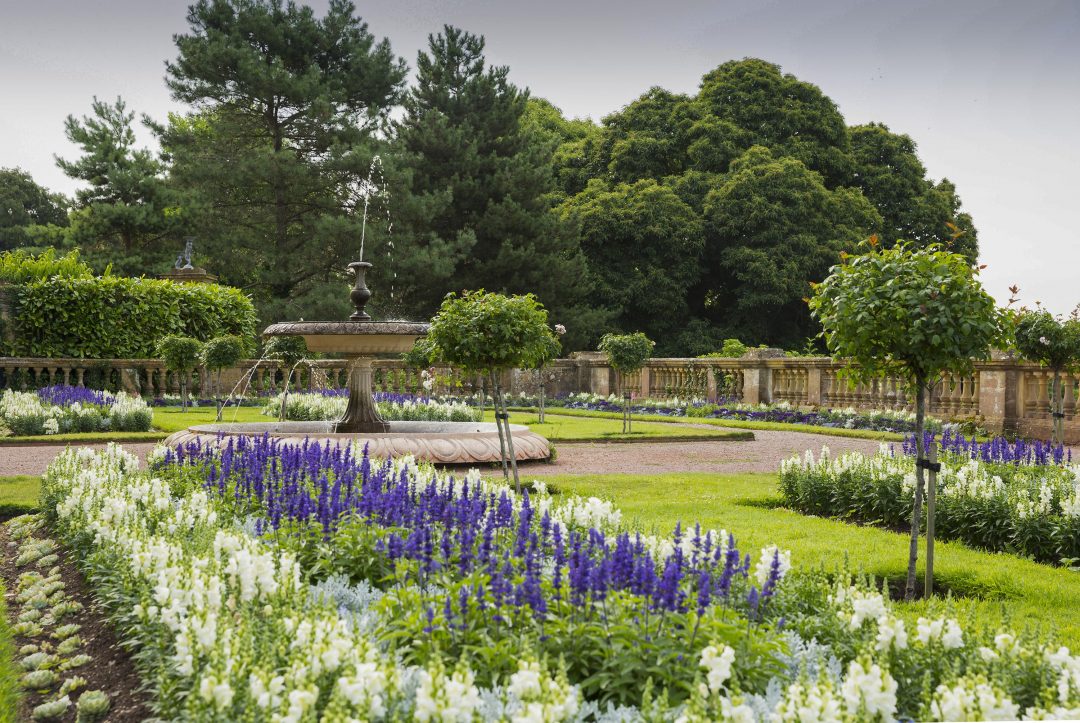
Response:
[0, 442, 160, 477]
[0, 426, 887, 478]
[525, 427, 886, 476]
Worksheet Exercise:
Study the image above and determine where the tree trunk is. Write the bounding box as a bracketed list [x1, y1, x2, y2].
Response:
[497, 382, 522, 494]
[925, 432, 938, 598]
[538, 368, 546, 424]
[490, 372, 510, 484]
[905, 380, 927, 600]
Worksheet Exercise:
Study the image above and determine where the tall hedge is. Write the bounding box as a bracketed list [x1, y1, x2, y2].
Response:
[10, 276, 257, 358]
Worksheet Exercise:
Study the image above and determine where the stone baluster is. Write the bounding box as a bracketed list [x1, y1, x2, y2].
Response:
[1064, 373, 1077, 419]
[1035, 372, 1051, 418]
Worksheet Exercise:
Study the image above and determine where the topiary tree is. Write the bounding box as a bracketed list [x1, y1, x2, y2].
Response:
[598, 332, 655, 433]
[809, 237, 1002, 599]
[417, 290, 560, 491]
[1012, 307, 1080, 446]
[202, 334, 248, 421]
[536, 323, 566, 424]
[156, 335, 204, 411]
[263, 335, 311, 422]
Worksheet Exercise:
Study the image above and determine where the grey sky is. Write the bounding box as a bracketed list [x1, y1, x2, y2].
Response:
[1, 0, 1077, 313]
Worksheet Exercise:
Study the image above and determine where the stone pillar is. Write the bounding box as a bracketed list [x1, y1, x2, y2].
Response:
[742, 366, 771, 405]
[740, 349, 785, 405]
[638, 365, 651, 399]
[706, 366, 718, 402]
[806, 367, 823, 406]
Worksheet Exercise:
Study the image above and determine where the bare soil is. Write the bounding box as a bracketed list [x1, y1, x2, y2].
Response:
[1, 525, 151, 722]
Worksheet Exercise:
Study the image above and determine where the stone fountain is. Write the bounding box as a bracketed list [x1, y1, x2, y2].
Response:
[163, 262, 551, 464]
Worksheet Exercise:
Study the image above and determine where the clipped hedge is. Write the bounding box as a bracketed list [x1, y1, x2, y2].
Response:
[10, 276, 257, 358]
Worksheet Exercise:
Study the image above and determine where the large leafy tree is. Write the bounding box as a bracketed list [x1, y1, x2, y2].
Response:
[540, 59, 979, 352]
[0, 168, 69, 251]
[850, 123, 977, 260]
[559, 179, 702, 352]
[393, 26, 597, 348]
[697, 59, 853, 187]
[158, 0, 407, 323]
[55, 97, 176, 274]
[700, 146, 880, 347]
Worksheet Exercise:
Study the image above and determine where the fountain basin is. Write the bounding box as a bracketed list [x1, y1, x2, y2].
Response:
[163, 420, 552, 465]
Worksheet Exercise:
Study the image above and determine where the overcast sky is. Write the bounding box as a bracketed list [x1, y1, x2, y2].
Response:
[2, 0, 1077, 313]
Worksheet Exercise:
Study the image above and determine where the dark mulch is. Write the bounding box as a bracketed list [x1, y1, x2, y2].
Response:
[1, 522, 151, 722]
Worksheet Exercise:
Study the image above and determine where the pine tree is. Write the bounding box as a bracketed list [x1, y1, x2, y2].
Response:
[393, 26, 598, 346]
[158, 0, 407, 322]
[55, 97, 175, 274]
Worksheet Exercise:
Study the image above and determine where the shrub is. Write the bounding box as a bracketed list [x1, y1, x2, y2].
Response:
[8, 275, 256, 358]
[598, 331, 655, 432]
[0, 248, 92, 284]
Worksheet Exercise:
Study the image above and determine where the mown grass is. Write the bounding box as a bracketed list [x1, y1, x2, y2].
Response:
[510, 406, 906, 442]
[152, 405, 269, 433]
[486, 411, 753, 443]
[533, 470, 1080, 648]
[0, 576, 19, 722]
[0, 476, 40, 518]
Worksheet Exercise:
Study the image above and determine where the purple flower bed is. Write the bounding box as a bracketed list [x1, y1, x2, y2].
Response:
[159, 434, 778, 620]
[35, 384, 113, 407]
[559, 397, 923, 432]
[903, 429, 1069, 466]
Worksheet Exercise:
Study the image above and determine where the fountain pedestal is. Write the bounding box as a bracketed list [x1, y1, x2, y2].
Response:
[339, 357, 389, 433]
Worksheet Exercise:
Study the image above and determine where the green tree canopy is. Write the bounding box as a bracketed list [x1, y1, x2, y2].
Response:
[559, 179, 702, 352]
[55, 97, 176, 274]
[849, 123, 977, 260]
[700, 146, 881, 347]
[809, 239, 1001, 599]
[158, 0, 407, 323]
[697, 59, 852, 186]
[0, 168, 69, 251]
[393, 26, 598, 349]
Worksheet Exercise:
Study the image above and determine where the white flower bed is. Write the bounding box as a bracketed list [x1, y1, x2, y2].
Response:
[0, 390, 153, 436]
[38, 444, 1080, 721]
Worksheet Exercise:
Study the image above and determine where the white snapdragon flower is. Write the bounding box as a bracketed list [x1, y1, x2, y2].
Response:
[847, 591, 887, 629]
[699, 644, 736, 694]
[875, 615, 909, 652]
[930, 676, 1019, 721]
[840, 658, 898, 720]
[754, 545, 791, 588]
[773, 679, 843, 722]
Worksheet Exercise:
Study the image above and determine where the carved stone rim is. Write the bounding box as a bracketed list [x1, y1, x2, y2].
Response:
[162, 422, 552, 464]
[262, 320, 430, 337]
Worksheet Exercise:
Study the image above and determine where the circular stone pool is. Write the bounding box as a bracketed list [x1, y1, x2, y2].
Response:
[163, 420, 551, 465]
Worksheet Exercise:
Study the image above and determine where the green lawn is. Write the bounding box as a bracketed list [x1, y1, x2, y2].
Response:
[512, 406, 906, 442]
[486, 411, 752, 442]
[0, 476, 40, 518]
[152, 404, 269, 432]
[532, 470, 1080, 648]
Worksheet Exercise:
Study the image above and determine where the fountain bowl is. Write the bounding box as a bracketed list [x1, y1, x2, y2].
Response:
[163, 420, 552, 465]
[262, 320, 429, 354]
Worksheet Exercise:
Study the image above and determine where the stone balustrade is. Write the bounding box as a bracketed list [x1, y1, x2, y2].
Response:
[2, 352, 1079, 442]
